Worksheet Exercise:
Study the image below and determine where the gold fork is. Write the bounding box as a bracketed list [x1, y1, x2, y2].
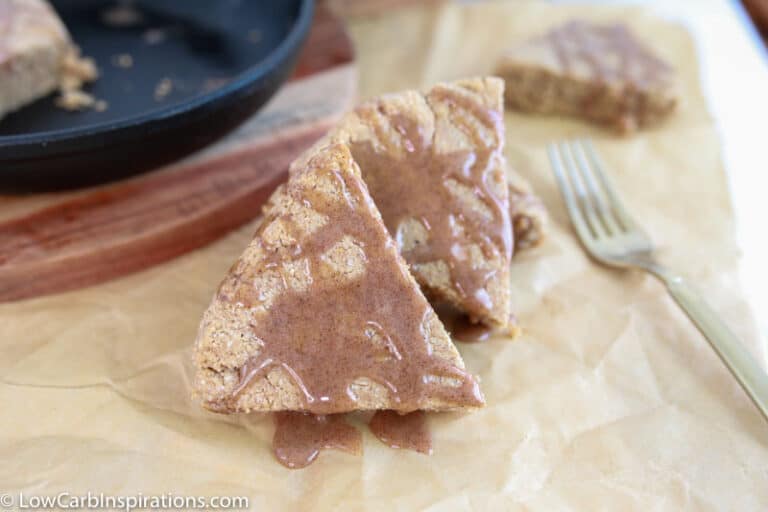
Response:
[548, 139, 768, 423]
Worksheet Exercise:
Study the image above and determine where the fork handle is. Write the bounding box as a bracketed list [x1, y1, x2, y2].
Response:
[660, 273, 768, 422]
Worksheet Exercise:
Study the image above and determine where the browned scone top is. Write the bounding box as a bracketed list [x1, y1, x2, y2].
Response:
[194, 143, 484, 414]
[495, 20, 678, 133]
[295, 77, 514, 331]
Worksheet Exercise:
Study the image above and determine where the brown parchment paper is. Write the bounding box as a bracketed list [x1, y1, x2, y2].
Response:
[1, 1, 767, 510]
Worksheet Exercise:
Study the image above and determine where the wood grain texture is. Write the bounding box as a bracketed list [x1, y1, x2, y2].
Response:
[0, 6, 356, 302]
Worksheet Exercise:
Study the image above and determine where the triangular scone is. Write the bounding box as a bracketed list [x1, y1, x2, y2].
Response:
[194, 144, 484, 414]
[494, 20, 677, 133]
[294, 77, 513, 331]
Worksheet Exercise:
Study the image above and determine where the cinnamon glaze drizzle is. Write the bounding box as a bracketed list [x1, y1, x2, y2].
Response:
[273, 412, 361, 469]
[369, 410, 432, 455]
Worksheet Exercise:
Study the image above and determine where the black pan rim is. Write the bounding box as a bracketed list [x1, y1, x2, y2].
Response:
[0, 0, 315, 152]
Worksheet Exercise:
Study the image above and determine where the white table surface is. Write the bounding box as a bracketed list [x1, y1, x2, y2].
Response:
[552, 0, 768, 361]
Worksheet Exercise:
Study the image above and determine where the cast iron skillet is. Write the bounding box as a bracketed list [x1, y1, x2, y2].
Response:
[0, 0, 314, 191]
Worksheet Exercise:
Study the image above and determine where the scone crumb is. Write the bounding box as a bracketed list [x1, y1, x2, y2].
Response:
[56, 90, 96, 111]
[112, 53, 134, 68]
[154, 78, 173, 101]
[143, 28, 167, 45]
[61, 50, 99, 85]
[59, 74, 83, 92]
[101, 3, 144, 27]
[55, 49, 102, 113]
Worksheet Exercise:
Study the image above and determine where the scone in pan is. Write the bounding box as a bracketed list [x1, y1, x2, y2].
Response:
[0, 0, 313, 190]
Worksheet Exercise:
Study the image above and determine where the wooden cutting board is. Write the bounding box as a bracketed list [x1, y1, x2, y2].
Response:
[0, 6, 356, 302]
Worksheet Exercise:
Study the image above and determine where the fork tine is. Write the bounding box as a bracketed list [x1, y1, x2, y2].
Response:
[580, 140, 639, 232]
[558, 141, 607, 239]
[547, 144, 595, 247]
[570, 140, 623, 235]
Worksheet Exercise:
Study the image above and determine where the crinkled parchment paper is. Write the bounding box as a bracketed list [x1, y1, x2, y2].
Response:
[1, 1, 766, 510]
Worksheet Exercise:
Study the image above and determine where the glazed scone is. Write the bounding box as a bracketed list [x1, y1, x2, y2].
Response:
[194, 144, 484, 414]
[495, 20, 678, 133]
[0, 0, 97, 119]
[299, 78, 515, 331]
